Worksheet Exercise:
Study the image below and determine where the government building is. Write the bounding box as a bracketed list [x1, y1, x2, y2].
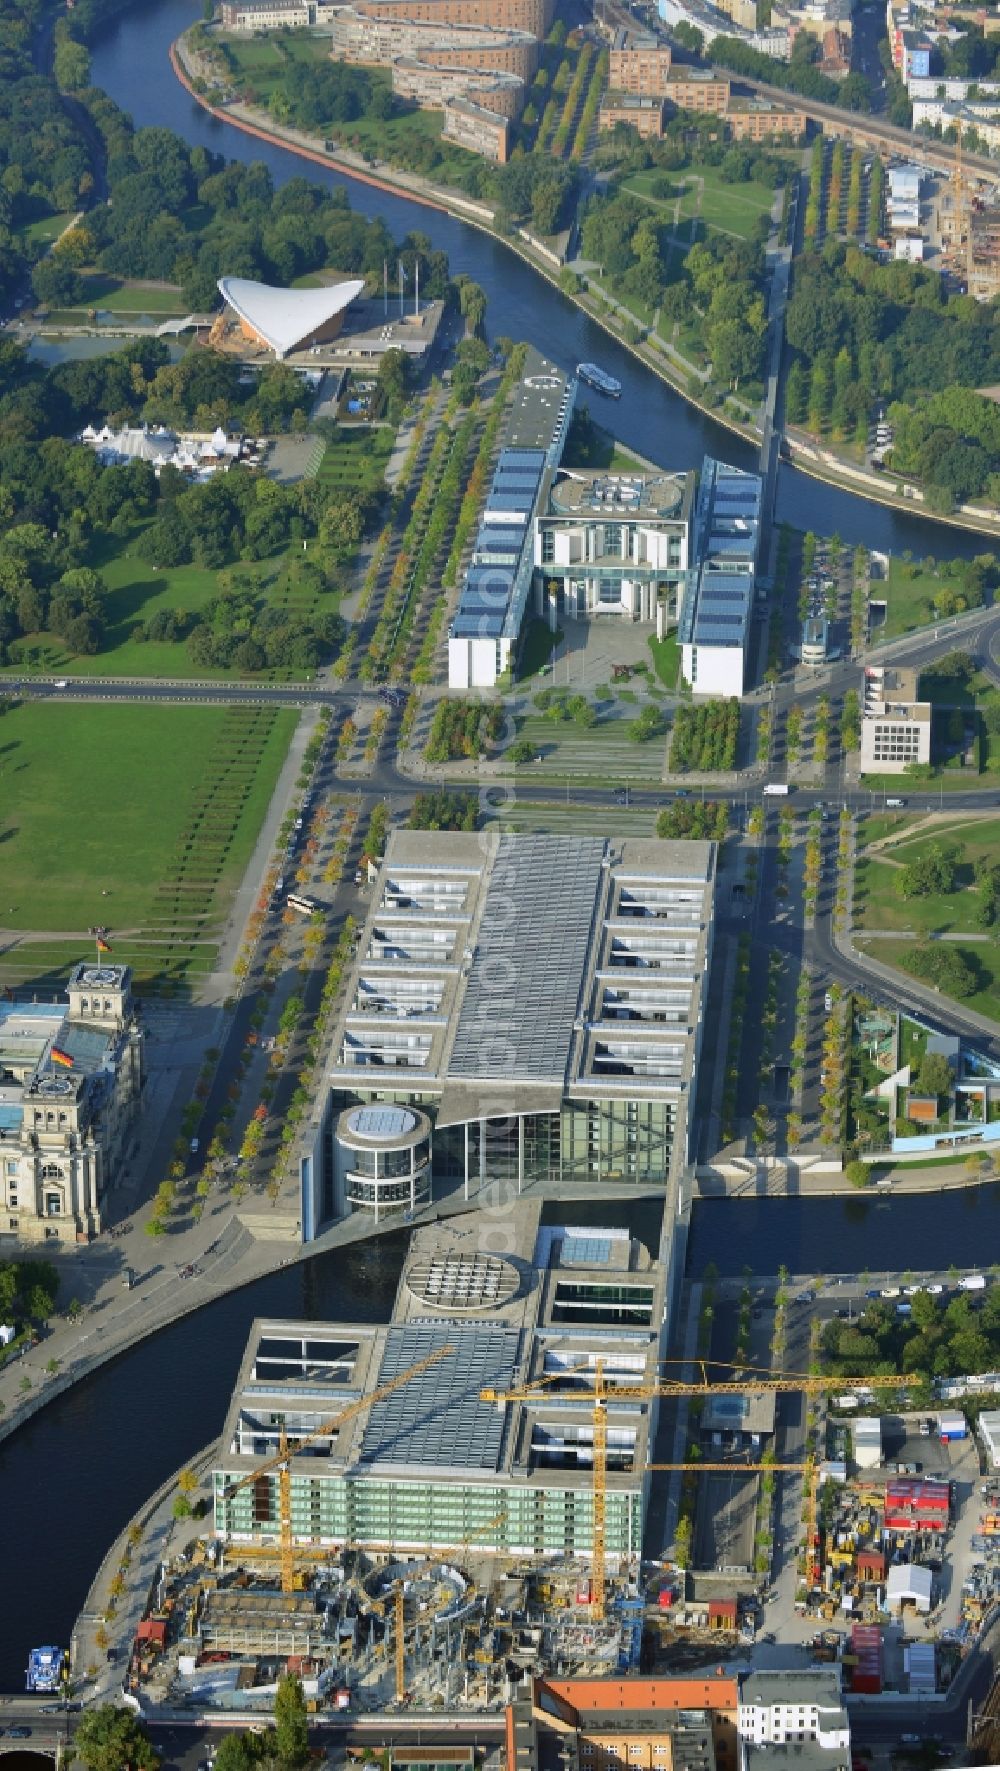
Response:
[0, 964, 143, 1243]
[214, 1200, 667, 1571]
[447, 350, 763, 693]
[299, 829, 715, 1239]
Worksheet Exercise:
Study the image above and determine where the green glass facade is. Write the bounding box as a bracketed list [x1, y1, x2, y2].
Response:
[215, 1471, 641, 1558]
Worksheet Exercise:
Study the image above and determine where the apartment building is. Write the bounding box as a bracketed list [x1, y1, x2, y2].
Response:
[220, 0, 311, 25]
[609, 32, 675, 94]
[725, 98, 807, 139]
[442, 95, 511, 157]
[328, 7, 538, 78]
[663, 69, 732, 112]
[354, 0, 554, 38]
[598, 94, 667, 137]
[392, 56, 524, 114]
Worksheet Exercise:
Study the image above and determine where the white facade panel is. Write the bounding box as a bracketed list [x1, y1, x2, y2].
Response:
[682, 643, 746, 697]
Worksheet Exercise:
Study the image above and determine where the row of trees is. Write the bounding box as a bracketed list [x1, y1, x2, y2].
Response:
[656, 800, 730, 840]
[669, 699, 741, 772]
[425, 699, 503, 763]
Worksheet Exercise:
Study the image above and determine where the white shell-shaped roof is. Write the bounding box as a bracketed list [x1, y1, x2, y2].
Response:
[217, 275, 365, 357]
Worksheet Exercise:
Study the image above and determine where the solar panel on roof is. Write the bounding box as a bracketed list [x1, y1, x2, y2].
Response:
[453, 613, 505, 638]
[359, 1323, 519, 1473]
[448, 834, 604, 1083]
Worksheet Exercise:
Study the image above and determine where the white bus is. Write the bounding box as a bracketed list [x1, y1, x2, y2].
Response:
[286, 893, 320, 917]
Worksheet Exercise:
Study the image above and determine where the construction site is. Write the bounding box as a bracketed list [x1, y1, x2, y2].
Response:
[111, 1203, 954, 1715]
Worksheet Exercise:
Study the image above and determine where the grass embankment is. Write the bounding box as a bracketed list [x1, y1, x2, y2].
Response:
[0, 701, 295, 993]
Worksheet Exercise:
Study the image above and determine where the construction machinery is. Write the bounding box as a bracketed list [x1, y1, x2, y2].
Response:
[222, 1344, 453, 1595]
[482, 1360, 914, 1621]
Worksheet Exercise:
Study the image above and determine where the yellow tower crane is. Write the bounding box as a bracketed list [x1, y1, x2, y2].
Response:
[394, 1580, 406, 1706]
[483, 1362, 914, 1621]
[222, 1343, 454, 1594]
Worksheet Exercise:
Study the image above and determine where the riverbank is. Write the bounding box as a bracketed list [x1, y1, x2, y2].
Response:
[167, 35, 758, 455]
[170, 33, 1000, 539]
[787, 436, 1000, 542]
[697, 1156, 1000, 1197]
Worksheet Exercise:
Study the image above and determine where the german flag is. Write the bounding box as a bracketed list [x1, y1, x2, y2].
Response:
[50, 1047, 74, 1068]
[97, 937, 112, 953]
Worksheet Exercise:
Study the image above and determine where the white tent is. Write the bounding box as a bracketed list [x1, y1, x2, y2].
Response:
[886, 1564, 933, 1614]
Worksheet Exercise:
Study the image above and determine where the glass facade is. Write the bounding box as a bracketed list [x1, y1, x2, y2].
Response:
[433, 1102, 672, 1189]
[216, 1471, 641, 1558]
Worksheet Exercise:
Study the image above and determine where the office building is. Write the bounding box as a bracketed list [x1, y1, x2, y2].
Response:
[801, 615, 828, 666]
[534, 465, 692, 625]
[0, 965, 143, 1244]
[299, 829, 715, 1237]
[680, 457, 762, 696]
[213, 1200, 667, 1566]
[859, 664, 932, 774]
[449, 349, 574, 689]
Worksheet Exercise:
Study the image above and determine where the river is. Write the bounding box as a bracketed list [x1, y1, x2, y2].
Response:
[90, 0, 989, 560]
[0, 2, 991, 1696]
[0, 1175, 991, 1687]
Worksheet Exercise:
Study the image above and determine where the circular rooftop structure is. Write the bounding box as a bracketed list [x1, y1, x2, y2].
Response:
[345, 1105, 417, 1142]
[78, 967, 118, 988]
[405, 1250, 519, 1314]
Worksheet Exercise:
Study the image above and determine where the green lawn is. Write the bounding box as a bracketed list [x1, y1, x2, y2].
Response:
[0, 700, 295, 991]
[622, 165, 776, 243]
[648, 632, 680, 688]
[56, 274, 189, 317]
[854, 815, 1000, 934]
[316, 425, 394, 496]
[15, 210, 76, 247]
[857, 935, 1000, 1027]
[3, 524, 332, 681]
[561, 414, 645, 473]
[876, 556, 969, 640]
[507, 709, 668, 783]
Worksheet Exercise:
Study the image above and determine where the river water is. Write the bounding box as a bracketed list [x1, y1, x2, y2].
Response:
[89, 0, 989, 560]
[0, 2, 990, 1695]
